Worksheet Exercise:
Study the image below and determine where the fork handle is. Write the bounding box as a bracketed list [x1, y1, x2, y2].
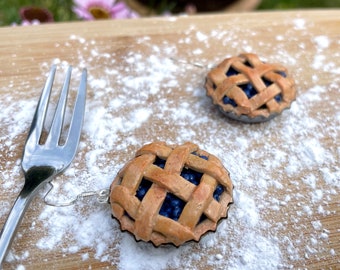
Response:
[0, 182, 46, 265]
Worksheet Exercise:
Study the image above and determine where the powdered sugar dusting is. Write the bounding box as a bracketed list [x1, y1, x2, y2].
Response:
[0, 14, 339, 269]
[293, 18, 306, 30]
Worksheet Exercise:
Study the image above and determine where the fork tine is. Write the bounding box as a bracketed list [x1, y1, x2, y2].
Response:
[63, 68, 87, 152]
[27, 65, 56, 145]
[45, 66, 72, 146]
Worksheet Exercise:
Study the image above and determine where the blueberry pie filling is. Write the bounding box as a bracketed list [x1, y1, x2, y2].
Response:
[136, 156, 225, 223]
[222, 66, 284, 108]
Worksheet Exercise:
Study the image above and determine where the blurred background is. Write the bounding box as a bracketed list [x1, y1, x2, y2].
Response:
[0, 0, 339, 26]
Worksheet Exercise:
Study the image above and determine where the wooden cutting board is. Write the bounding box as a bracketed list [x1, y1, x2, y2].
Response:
[0, 10, 339, 269]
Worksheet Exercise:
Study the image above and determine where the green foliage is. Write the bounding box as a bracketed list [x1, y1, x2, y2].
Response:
[258, 0, 340, 9]
[0, 0, 77, 26]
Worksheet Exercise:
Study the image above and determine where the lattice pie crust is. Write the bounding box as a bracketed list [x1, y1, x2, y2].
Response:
[110, 141, 233, 246]
[205, 53, 296, 123]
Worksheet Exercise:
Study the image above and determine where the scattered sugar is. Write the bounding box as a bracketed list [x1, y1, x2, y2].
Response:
[0, 15, 339, 270]
[195, 31, 208, 42]
[192, 48, 203, 55]
[119, 234, 183, 270]
[293, 18, 306, 30]
[313, 35, 330, 50]
[81, 252, 89, 261]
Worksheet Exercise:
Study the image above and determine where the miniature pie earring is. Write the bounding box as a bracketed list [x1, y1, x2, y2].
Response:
[109, 141, 233, 246]
[205, 53, 297, 123]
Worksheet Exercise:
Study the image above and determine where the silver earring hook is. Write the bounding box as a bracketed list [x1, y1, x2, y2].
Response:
[44, 182, 110, 207]
[169, 57, 215, 69]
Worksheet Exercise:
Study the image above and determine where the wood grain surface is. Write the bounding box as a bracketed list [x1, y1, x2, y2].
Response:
[0, 10, 339, 270]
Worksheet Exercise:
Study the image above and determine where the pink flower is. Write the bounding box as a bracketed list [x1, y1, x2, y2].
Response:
[73, 0, 138, 20]
[19, 6, 54, 23]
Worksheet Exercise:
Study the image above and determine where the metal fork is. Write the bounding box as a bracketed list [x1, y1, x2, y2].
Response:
[0, 65, 87, 265]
